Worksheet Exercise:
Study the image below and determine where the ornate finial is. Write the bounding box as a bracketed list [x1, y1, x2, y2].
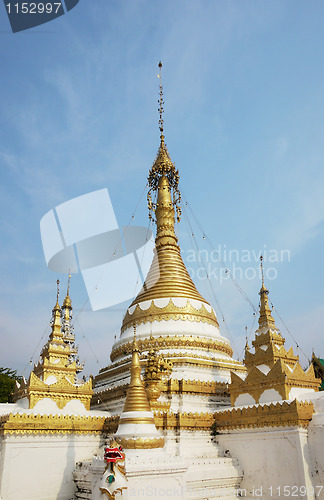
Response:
[258, 257, 275, 328]
[157, 61, 164, 142]
[63, 274, 72, 309]
[54, 279, 60, 310]
[50, 279, 63, 340]
[67, 273, 71, 296]
[132, 324, 139, 352]
[147, 62, 181, 225]
[260, 255, 265, 286]
[259, 255, 268, 296]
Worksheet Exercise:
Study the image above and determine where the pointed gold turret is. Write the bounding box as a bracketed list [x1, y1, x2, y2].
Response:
[115, 327, 164, 449]
[258, 256, 276, 329]
[62, 273, 72, 312]
[49, 280, 64, 344]
[123, 333, 151, 413]
[12, 279, 93, 409]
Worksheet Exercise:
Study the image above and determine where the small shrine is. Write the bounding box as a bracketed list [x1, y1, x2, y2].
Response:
[12, 278, 93, 411]
[230, 258, 320, 407]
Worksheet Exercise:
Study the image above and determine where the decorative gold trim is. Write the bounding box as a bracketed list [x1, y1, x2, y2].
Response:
[0, 413, 117, 435]
[111, 335, 233, 362]
[153, 411, 214, 431]
[162, 378, 229, 396]
[119, 417, 155, 425]
[91, 379, 230, 408]
[252, 330, 285, 349]
[115, 436, 164, 449]
[122, 299, 218, 333]
[159, 353, 244, 370]
[214, 400, 314, 430]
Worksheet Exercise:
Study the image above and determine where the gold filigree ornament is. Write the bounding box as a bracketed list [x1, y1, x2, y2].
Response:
[115, 436, 164, 449]
[143, 346, 172, 403]
[111, 333, 232, 362]
[122, 299, 219, 333]
[153, 411, 214, 431]
[147, 62, 181, 225]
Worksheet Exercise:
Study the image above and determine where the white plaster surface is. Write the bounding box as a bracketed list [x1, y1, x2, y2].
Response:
[217, 427, 316, 500]
[256, 364, 270, 374]
[235, 393, 256, 406]
[289, 387, 315, 401]
[116, 410, 163, 441]
[45, 375, 58, 385]
[307, 392, 324, 491]
[259, 388, 282, 403]
[118, 315, 229, 347]
[0, 433, 104, 500]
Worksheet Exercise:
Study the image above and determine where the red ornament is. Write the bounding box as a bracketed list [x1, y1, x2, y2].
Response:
[104, 446, 125, 464]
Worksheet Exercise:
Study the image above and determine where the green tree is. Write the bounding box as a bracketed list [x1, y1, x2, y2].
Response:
[0, 367, 21, 403]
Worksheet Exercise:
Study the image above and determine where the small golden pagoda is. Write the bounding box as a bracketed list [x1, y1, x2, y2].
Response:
[230, 258, 320, 406]
[114, 328, 164, 449]
[13, 279, 93, 410]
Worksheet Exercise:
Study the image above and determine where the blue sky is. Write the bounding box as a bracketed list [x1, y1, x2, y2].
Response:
[1, 1, 324, 378]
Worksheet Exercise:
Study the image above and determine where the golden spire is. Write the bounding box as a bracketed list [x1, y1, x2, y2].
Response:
[49, 280, 64, 342]
[147, 61, 181, 225]
[128, 62, 210, 307]
[258, 256, 275, 329]
[123, 326, 151, 412]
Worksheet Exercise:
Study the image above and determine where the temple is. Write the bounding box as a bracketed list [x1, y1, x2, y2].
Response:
[0, 64, 323, 500]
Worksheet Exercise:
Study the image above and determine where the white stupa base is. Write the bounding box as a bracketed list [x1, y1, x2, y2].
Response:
[75, 433, 243, 500]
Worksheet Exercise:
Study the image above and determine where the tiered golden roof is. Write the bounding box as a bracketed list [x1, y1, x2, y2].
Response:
[13, 280, 93, 410]
[230, 271, 320, 406]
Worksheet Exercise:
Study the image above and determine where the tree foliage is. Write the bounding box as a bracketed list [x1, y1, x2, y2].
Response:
[0, 367, 21, 403]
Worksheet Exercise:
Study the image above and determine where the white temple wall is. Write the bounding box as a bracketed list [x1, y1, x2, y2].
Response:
[217, 427, 316, 500]
[0, 433, 104, 500]
[307, 393, 324, 493]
